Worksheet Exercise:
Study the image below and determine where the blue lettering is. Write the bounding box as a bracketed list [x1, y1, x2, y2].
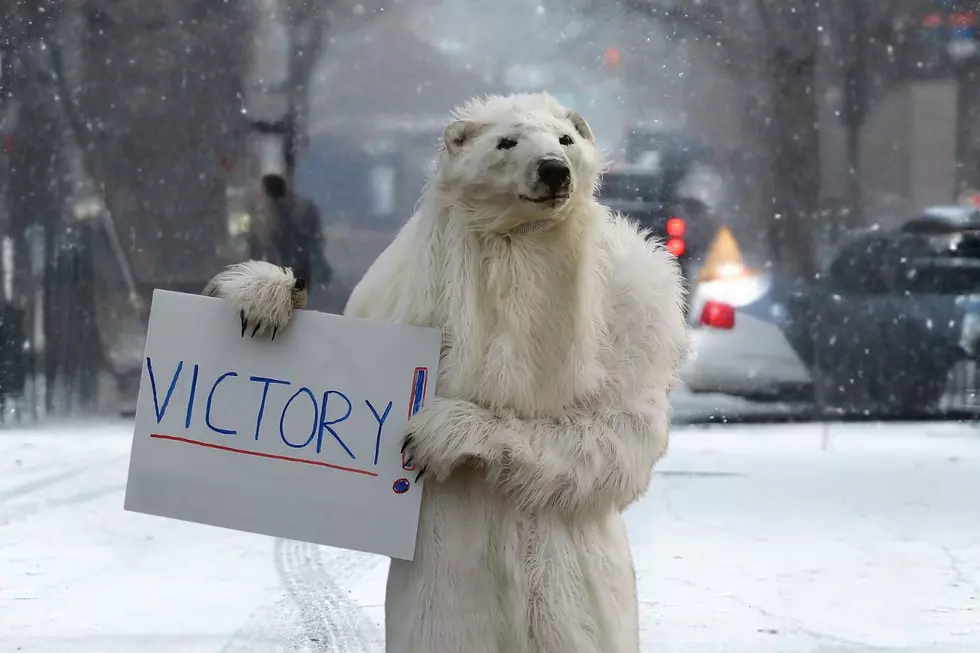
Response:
[366, 400, 393, 466]
[318, 391, 354, 458]
[250, 376, 291, 441]
[184, 364, 199, 429]
[205, 371, 239, 435]
[279, 387, 318, 449]
[146, 357, 183, 424]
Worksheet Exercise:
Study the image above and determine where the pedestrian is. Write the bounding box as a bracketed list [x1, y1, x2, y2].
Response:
[248, 173, 333, 309]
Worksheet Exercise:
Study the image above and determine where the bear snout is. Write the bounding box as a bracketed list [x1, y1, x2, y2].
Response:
[537, 159, 571, 194]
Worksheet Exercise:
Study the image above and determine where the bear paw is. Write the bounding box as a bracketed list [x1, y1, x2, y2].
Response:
[400, 397, 492, 482]
[203, 261, 307, 339]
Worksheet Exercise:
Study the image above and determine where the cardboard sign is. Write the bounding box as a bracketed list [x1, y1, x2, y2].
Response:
[124, 290, 441, 561]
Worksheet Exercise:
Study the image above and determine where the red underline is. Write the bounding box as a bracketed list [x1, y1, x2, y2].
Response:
[149, 434, 379, 477]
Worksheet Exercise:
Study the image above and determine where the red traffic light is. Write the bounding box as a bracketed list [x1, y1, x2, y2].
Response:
[666, 237, 686, 257]
[666, 217, 686, 237]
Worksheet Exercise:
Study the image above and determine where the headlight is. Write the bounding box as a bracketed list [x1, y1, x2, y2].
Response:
[71, 196, 105, 221]
[227, 210, 252, 237]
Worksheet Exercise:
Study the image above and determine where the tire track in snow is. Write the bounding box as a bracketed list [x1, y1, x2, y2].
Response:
[277, 538, 383, 652]
[0, 483, 125, 526]
[218, 592, 307, 653]
[0, 456, 123, 503]
[221, 539, 384, 652]
[0, 455, 128, 526]
[0, 467, 90, 502]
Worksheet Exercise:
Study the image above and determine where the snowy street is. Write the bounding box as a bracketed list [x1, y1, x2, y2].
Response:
[6, 0, 980, 651]
[1, 417, 979, 653]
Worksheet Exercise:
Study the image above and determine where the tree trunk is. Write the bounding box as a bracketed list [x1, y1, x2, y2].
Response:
[841, 0, 869, 230]
[844, 119, 862, 223]
[766, 50, 821, 279]
[733, 84, 777, 259]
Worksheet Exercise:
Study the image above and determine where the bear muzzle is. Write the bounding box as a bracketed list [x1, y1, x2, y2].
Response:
[521, 156, 573, 203]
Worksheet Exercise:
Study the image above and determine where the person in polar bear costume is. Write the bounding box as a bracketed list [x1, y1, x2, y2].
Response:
[203, 92, 688, 653]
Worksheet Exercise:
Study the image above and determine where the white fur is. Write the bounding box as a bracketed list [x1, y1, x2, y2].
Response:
[202, 260, 306, 337]
[204, 92, 688, 653]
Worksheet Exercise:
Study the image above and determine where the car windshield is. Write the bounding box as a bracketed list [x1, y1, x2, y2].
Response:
[1, 1, 977, 651]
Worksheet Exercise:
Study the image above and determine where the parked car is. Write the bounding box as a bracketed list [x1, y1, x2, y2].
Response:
[790, 227, 967, 417]
[680, 227, 812, 402]
[597, 127, 723, 285]
[682, 209, 980, 418]
[597, 166, 717, 285]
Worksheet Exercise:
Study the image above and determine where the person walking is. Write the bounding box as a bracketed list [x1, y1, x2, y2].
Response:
[248, 172, 333, 309]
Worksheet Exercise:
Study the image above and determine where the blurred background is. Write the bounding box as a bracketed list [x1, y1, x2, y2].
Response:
[1, 2, 979, 651]
[4, 0, 980, 423]
[3, 0, 980, 424]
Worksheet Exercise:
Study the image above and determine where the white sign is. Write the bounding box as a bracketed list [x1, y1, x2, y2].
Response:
[124, 290, 441, 561]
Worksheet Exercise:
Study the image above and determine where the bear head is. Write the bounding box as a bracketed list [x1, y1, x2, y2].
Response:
[434, 92, 603, 234]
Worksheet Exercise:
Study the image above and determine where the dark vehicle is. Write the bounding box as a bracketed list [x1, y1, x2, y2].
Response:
[596, 165, 717, 282]
[623, 126, 706, 169]
[901, 204, 980, 237]
[596, 128, 720, 281]
[686, 204, 980, 418]
[782, 206, 980, 417]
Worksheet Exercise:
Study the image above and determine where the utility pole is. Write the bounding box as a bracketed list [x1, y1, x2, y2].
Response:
[247, 0, 326, 192]
[841, 0, 870, 229]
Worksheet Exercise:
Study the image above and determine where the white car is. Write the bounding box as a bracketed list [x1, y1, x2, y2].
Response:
[679, 229, 812, 401]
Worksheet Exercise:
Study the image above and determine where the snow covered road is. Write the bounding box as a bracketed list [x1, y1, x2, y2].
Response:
[1, 419, 978, 652]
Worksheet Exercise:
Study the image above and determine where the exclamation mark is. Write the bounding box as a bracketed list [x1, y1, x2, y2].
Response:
[402, 367, 428, 471]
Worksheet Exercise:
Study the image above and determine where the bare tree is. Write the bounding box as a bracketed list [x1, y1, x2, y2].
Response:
[625, 0, 905, 278]
[825, 0, 912, 228]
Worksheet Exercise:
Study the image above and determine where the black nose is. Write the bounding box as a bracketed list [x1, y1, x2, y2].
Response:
[538, 159, 571, 193]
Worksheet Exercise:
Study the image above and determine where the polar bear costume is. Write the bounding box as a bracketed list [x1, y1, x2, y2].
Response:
[204, 92, 688, 653]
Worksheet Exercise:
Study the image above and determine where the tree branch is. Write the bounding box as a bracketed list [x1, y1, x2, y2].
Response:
[622, 0, 762, 78]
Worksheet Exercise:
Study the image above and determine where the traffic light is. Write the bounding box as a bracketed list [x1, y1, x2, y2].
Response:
[665, 216, 686, 257]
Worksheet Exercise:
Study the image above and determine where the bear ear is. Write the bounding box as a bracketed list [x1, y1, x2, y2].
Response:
[444, 119, 482, 156]
[567, 110, 594, 144]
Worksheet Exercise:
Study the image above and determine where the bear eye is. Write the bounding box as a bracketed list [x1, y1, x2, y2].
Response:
[497, 138, 518, 150]
[559, 134, 574, 146]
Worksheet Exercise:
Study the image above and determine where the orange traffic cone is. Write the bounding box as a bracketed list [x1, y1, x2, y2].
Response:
[695, 226, 753, 284]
